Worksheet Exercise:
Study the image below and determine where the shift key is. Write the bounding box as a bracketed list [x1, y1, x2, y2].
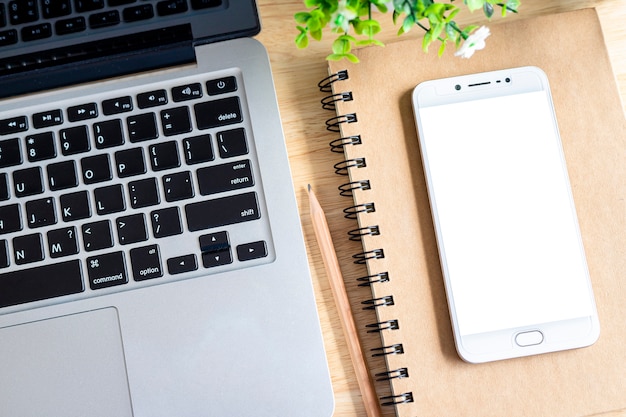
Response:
[185, 192, 260, 232]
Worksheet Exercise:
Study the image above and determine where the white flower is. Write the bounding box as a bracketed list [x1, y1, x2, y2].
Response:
[455, 26, 491, 58]
[330, 0, 358, 33]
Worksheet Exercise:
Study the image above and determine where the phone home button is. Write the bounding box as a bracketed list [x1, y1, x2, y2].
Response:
[515, 330, 544, 347]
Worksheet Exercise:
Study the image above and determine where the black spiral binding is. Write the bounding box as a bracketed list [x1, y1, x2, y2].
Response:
[320, 69, 414, 408]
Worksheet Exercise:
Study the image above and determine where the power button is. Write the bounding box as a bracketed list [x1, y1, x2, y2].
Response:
[207, 76, 237, 96]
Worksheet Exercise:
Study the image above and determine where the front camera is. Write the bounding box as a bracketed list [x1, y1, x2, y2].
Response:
[455, 84, 461, 91]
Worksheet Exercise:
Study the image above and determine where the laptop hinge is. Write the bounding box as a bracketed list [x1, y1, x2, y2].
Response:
[0, 25, 195, 100]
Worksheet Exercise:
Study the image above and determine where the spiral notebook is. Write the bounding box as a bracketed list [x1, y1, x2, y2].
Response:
[320, 8, 626, 417]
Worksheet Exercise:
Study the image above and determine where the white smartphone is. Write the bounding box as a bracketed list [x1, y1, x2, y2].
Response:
[411, 67, 600, 363]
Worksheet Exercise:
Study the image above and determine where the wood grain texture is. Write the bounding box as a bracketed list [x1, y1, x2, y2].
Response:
[255, 1, 626, 416]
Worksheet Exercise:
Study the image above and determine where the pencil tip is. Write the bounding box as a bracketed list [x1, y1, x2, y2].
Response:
[307, 184, 312, 192]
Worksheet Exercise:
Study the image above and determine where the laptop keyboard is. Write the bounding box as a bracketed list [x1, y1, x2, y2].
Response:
[0, 0, 222, 48]
[0, 68, 274, 310]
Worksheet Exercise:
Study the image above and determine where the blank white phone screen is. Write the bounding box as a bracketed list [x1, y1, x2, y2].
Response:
[419, 91, 593, 336]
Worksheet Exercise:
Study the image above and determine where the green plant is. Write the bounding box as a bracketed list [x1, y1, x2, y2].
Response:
[295, 0, 520, 62]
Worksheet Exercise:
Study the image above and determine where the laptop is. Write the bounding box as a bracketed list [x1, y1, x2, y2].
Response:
[0, 1, 334, 416]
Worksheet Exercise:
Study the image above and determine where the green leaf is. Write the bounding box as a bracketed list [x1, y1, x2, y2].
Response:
[422, 30, 432, 52]
[438, 40, 447, 56]
[332, 35, 356, 55]
[483, 2, 494, 18]
[326, 53, 360, 63]
[310, 29, 323, 41]
[294, 12, 310, 24]
[356, 39, 385, 47]
[356, 19, 382, 37]
[431, 23, 444, 41]
[445, 8, 460, 22]
[401, 14, 415, 34]
[295, 32, 309, 49]
[464, 0, 484, 12]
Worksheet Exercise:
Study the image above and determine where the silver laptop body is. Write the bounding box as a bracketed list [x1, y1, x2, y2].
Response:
[0, 1, 334, 415]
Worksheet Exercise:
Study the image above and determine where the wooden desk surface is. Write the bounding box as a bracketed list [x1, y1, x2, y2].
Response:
[255, 1, 626, 416]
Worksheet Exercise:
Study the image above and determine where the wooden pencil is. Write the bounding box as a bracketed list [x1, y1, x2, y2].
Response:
[308, 185, 383, 417]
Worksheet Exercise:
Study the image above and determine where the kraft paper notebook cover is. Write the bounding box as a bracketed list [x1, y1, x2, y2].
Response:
[320, 8, 626, 417]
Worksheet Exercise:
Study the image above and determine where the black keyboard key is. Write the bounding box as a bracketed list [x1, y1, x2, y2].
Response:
[199, 231, 228, 253]
[0, 29, 18, 47]
[33, 109, 63, 129]
[160, 106, 191, 136]
[13, 233, 44, 265]
[0, 259, 84, 308]
[82, 220, 113, 251]
[172, 83, 202, 102]
[185, 192, 260, 232]
[167, 254, 197, 275]
[67, 103, 98, 122]
[0, 116, 28, 135]
[0, 240, 8, 268]
[102, 97, 132, 115]
[149, 141, 179, 171]
[194, 97, 242, 130]
[0, 4, 6, 28]
[26, 131, 56, 162]
[81, 154, 112, 184]
[25, 197, 56, 228]
[56, 17, 86, 35]
[0, 204, 22, 235]
[217, 128, 248, 158]
[47, 226, 79, 258]
[13, 167, 43, 197]
[47, 160, 78, 191]
[0, 173, 9, 201]
[137, 90, 167, 108]
[183, 134, 213, 165]
[74, 0, 104, 13]
[108, 0, 136, 6]
[60, 125, 90, 155]
[162, 171, 193, 202]
[94, 119, 124, 148]
[150, 206, 182, 238]
[202, 248, 231, 268]
[130, 244, 162, 281]
[8, 1, 38, 25]
[116, 213, 147, 245]
[22, 23, 52, 42]
[207, 76, 237, 96]
[89, 10, 120, 29]
[157, 0, 188, 16]
[127, 113, 158, 142]
[0, 138, 22, 168]
[128, 177, 159, 208]
[42, 0, 72, 19]
[191, 0, 222, 10]
[197, 159, 254, 196]
[115, 147, 146, 178]
[123, 4, 153, 22]
[94, 184, 125, 215]
[86, 251, 127, 290]
[237, 241, 268, 261]
[60, 191, 91, 222]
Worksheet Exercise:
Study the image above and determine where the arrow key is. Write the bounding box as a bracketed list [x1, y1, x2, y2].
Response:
[166, 254, 197, 275]
[236, 241, 268, 262]
[202, 248, 232, 268]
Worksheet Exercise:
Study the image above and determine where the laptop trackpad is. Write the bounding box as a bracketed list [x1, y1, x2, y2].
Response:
[0, 308, 133, 417]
